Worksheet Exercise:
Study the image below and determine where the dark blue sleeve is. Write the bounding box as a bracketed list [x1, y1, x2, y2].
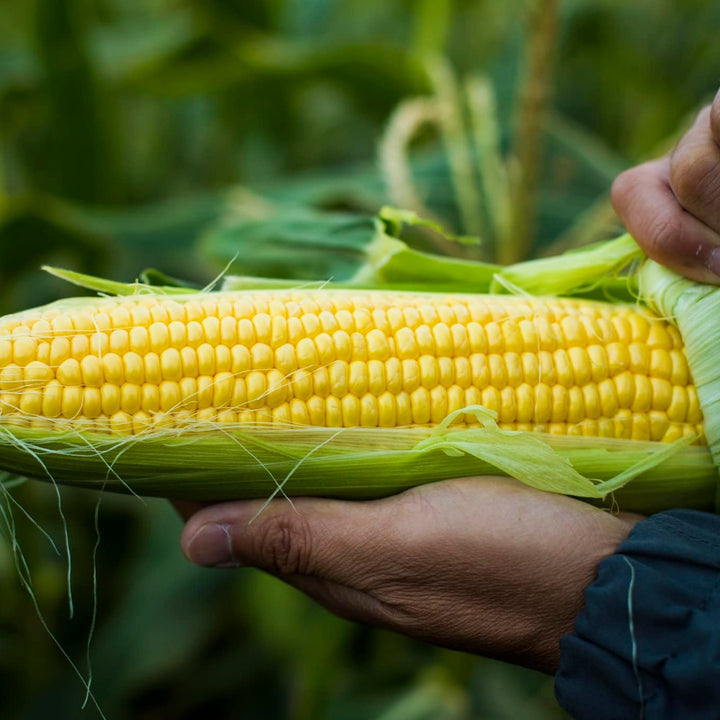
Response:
[555, 509, 720, 719]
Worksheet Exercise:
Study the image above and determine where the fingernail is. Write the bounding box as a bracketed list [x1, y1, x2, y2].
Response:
[186, 523, 243, 567]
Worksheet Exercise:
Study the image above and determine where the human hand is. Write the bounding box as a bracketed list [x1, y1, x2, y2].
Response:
[178, 477, 639, 674]
[612, 88, 720, 283]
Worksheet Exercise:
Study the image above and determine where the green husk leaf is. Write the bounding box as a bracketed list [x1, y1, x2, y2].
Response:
[638, 259, 720, 507]
[378, 206, 479, 246]
[415, 407, 606, 497]
[209, 208, 643, 297]
[491, 233, 642, 297]
[349, 221, 500, 292]
[0, 414, 714, 512]
[415, 407, 701, 499]
[139, 268, 198, 289]
[221, 276, 333, 291]
[42, 265, 194, 296]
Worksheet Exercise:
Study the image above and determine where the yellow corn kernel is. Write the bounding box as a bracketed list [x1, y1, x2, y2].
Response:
[651, 378, 672, 412]
[650, 410, 670, 441]
[187, 320, 203, 347]
[50, 337, 71, 367]
[57, 358, 82, 386]
[367, 360, 385, 395]
[124, 352, 144, 385]
[129, 326, 150, 355]
[215, 345, 231, 374]
[144, 353, 161, 385]
[481, 385, 500, 415]
[197, 344, 215, 376]
[120, 383, 141, 415]
[246, 371, 267, 409]
[516, 383, 534, 423]
[447, 385, 464, 419]
[410, 387, 431, 424]
[168, 321, 187, 349]
[292, 368, 313, 400]
[396, 327, 418, 359]
[415, 325, 435, 355]
[401, 359, 420, 393]
[101, 383, 121, 416]
[82, 387, 102, 419]
[499, 386, 517, 423]
[551, 384, 568, 423]
[196, 376, 214, 409]
[110, 410, 133, 435]
[230, 377, 246, 409]
[159, 381, 181, 412]
[429, 385, 448, 424]
[24, 361, 53, 388]
[534, 383, 553, 424]
[349, 361, 368, 396]
[438, 357, 455, 387]
[161, 348, 183, 382]
[341, 394, 360, 426]
[13, 336, 37, 366]
[251, 343, 273, 370]
[566, 386, 585, 424]
[141, 383, 160, 413]
[378, 391, 397, 427]
[109, 329, 129, 355]
[211, 372, 233, 408]
[325, 396, 343, 427]
[432, 323, 453, 356]
[599, 378, 619, 417]
[62, 386, 83, 418]
[488, 355, 507, 389]
[629, 343, 650, 374]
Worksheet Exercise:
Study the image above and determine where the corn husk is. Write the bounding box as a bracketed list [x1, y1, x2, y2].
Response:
[0, 227, 717, 512]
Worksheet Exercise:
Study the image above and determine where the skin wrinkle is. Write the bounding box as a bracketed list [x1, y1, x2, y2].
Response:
[669, 109, 720, 221]
[251, 511, 315, 577]
[181, 476, 637, 674]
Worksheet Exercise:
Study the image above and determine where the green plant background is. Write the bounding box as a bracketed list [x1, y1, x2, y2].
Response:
[1, 0, 719, 718]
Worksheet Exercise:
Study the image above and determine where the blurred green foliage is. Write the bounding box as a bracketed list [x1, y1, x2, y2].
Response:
[1, 0, 719, 718]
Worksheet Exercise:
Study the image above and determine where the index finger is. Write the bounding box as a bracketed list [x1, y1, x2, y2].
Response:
[669, 103, 720, 234]
[611, 157, 720, 283]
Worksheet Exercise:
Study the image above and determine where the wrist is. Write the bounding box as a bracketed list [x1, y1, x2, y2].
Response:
[525, 510, 641, 674]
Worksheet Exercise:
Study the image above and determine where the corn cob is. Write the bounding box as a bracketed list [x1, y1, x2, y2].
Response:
[0, 235, 716, 512]
[0, 290, 703, 443]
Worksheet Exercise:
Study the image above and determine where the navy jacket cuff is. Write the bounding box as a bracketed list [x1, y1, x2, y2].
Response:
[555, 509, 720, 719]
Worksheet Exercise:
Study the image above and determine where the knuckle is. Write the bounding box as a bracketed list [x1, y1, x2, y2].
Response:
[645, 213, 687, 259]
[255, 512, 314, 576]
[670, 144, 720, 208]
[610, 168, 639, 214]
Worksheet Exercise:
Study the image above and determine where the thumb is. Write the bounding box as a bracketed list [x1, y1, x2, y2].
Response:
[181, 496, 376, 573]
[180, 495, 401, 624]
